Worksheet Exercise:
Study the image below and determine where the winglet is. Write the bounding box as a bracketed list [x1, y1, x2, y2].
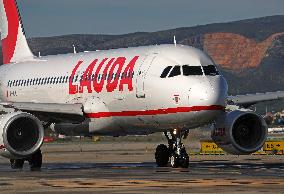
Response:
[0, 0, 34, 64]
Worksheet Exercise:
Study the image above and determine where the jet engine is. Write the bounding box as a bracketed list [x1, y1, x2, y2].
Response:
[212, 110, 267, 155]
[0, 112, 44, 159]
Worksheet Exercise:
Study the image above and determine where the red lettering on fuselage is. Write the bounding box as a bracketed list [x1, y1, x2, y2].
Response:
[119, 56, 139, 92]
[107, 57, 126, 92]
[69, 56, 139, 94]
[69, 61, 84, 94]
[79, 59, 98, 93]
[93, 58, 114, 93]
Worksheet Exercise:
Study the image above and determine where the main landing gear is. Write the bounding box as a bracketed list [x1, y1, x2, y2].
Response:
[10, 149, 42, 171]
[155, 129, 189, 168]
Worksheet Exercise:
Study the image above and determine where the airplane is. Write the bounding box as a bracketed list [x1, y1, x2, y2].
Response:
[0, 0, 282, 170]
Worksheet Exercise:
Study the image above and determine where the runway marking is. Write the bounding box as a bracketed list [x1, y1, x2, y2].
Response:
[31, 178, 284, 189]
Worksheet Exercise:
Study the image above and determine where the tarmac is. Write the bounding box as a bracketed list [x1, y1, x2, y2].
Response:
[0, 142, 284, 194]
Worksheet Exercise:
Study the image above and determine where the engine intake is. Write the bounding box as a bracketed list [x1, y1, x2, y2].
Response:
[212, 110, 267, 155]
[0, 112, 44, 159]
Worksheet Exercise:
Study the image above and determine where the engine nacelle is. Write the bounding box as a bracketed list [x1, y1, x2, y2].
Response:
[0, 112, 44, 159]
[212, 110, 268, 155]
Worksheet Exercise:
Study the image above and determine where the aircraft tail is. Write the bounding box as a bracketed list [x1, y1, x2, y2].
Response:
[0, 0, 34, 64]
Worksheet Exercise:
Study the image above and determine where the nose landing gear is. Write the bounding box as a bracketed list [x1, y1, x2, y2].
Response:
[155, 129, 189, 168]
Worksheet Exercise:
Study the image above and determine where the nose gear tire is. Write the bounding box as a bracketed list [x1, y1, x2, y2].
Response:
[180, 153, 189, 168]
[155, 144, 169, 167]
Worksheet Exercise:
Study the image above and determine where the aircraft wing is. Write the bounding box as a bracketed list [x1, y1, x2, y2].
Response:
[0, 102, 85, 123]
[227, 91, 284, 108]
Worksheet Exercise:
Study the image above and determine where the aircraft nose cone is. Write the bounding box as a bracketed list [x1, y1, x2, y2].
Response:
[188, 76, 227, 107]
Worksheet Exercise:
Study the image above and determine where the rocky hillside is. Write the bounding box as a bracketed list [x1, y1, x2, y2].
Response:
[1, 15, 284, 112]
[202, 32, 284, 70]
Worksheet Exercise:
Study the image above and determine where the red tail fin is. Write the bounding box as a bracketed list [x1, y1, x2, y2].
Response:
[0, 0, 34, 64]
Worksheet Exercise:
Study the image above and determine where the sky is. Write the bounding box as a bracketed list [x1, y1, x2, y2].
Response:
[17, 0, 284, 38]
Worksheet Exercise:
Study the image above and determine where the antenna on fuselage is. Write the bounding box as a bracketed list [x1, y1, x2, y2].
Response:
[174, 36, 177, 47]
[73, 45, 77, 54]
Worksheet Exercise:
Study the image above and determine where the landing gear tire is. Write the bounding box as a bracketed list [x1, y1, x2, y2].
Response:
[10, 159, 24, 169]
[28, 150, 42, 171]
[155, 144, 169, 167]
[180, 152, 189, 168]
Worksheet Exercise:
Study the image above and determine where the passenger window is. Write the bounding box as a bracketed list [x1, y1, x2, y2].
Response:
[160, 66, 172, 78]
[182, 65, 203, 76]
[203, 65, 219, 76]
[168, 66, 181, 78]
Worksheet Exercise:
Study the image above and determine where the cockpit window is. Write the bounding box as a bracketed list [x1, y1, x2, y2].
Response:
[160, 66, 172, 78]
[182, 65, 203, 76]
[168, 66, 181, 77]
[203, 65, 219, 76]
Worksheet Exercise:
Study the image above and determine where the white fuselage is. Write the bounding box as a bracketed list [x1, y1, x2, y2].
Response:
[0, 44, 228, 136]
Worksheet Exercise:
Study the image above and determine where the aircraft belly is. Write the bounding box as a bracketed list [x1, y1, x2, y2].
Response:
[88, 109, 222, 136]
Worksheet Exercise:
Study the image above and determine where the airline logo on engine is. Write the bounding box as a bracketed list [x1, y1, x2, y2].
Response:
[69, 56, 139, 94]
[213, 128, 226, 136]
